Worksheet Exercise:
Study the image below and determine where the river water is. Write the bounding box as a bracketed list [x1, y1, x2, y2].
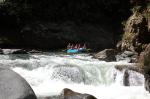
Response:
[0, 52, 150, 99]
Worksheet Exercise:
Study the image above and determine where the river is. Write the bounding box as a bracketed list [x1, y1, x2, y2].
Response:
[0, 52, 150, 99]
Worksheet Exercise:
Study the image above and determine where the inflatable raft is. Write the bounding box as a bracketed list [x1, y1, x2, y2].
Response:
[67, 48, 87, 53]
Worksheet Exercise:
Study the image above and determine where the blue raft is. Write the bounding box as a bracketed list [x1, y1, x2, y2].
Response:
[67, 48, 87, 53]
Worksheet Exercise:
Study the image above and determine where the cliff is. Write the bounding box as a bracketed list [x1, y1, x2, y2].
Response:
[0, 0, 131, 50]
[118, 0, 150, 54]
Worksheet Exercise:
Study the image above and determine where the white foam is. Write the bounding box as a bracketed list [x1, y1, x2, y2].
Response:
[0, 53, 149, 99]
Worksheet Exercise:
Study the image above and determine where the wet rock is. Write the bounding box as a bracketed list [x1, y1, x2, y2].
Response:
[144, 74, 150, 92]
[115, 64, 142, 73]
[93, 49, 117, 62]
[60, 88, 97, 99]
[115, 65, 144, 86]
[123, 70, 129, 86]
[116, 51, 138, 63]
[0, 66, 37, 99]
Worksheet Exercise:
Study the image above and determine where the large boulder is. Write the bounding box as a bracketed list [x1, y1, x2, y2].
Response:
[138, 44, 150, 74]
[0, 67, 37, 99]
[60, 88, 97, 99]
[138, 44, 150, 92]
[93, 49, 117, 62]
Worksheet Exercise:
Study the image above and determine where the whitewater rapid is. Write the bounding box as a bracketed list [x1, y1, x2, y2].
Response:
[0, 53, 150, 99]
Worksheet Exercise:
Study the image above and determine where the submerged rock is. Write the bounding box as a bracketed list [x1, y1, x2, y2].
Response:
[60, 88, 97, 99]
[93, 49, 117, 62]
[0, 67, 37, 99]
[123, 70, 130, 86]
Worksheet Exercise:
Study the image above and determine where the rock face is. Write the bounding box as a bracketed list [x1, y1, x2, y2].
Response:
[60, 88, 97, 99]
[0, 67, 37, 99]
[118, 9, 150, 53]
[0, 0, 132, 50]
[20, 22, 114, 50]
[93, 49, 117, 62]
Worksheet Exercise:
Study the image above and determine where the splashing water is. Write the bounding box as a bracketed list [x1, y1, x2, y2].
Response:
[0, 53, 150, 99]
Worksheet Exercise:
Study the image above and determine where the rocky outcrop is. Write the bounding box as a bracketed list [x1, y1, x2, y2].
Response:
[138, 44, 150, 92]
[0, 0, 132, 50]
[60, 88, 97, 99]
[0, 66, 37, 99]
[117, 5, 150, 53]
[115, 64, 142, 73]
[116, 51, 138, 62]
[93, 49, 117, 62]
[138, 44, 150, 74]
